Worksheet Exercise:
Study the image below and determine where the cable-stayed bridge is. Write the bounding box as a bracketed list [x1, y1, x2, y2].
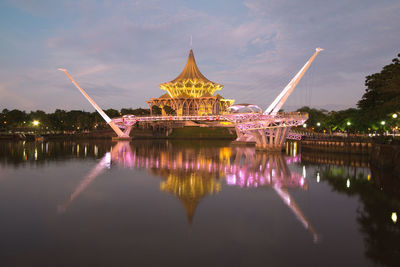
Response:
[60, 48, 323, 151]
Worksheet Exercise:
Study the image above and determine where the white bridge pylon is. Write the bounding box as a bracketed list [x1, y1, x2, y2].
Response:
[234, 47, 323, 150]
[59, 48, 323, 149]
[58, 68, 131, 138]
[264, 48, 324, 115]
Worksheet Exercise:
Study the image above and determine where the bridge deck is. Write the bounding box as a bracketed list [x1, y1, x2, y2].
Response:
[112, 112, 308, 125]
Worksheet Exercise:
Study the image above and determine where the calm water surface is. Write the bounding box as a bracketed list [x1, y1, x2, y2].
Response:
[0, 140, 399, 266]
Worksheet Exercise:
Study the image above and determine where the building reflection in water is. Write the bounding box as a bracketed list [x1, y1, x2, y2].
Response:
[3, 141, 399, 263]
[60, 141, 318, 242]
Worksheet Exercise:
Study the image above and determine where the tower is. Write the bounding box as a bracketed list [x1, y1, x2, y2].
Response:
[146, 49, 234, 116]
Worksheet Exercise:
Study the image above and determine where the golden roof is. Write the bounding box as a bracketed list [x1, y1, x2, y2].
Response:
[160, 49, 223, 98]
[160, 173, 221, 224]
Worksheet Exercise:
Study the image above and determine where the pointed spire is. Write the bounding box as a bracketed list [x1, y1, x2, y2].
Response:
[169, 49, 213, 84]
[181, 197, 198, 225]
[160, 49, 223, 98]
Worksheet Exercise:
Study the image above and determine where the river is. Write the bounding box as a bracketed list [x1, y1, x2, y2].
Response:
[0, 140, 398, 266]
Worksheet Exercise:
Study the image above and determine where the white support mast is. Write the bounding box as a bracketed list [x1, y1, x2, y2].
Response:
[58, 68, 126, 137]
[264, 48, 324, 115]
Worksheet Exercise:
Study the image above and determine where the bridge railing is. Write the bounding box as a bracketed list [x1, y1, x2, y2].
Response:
[111, 112, 309, 127]
[277, 112, 309, 119]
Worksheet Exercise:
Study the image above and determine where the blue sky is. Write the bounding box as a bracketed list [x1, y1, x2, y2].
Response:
[0, 0, 399, 112]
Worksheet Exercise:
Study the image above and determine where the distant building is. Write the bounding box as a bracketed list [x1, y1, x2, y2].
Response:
[146, 49, 234, 116]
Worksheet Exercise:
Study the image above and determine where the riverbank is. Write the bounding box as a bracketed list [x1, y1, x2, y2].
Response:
[369, 143, 400, 179]
[298, 138, 400, 178]
[300, 139, 372, 154]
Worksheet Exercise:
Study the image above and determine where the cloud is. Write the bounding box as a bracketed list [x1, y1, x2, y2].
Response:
[240, 0, 400, 109]
[74, 64, 110, 78]
[1, 0, 399, 112]
[0, 81, 35, 110]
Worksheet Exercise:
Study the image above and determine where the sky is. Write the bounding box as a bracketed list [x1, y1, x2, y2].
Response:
[0, 0, 399, 112]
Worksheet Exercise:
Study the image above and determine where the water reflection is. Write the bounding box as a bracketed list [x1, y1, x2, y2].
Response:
[0, 140, 110, 165]
[57, 141, 318, 242]
[301, 149, 400, 266]
[1, 141, 399, 265]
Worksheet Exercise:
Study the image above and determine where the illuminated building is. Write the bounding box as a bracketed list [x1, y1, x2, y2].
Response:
[61, 48, 323, 149]
[146, 49, 235, 116]
[160, 173, 221, 224]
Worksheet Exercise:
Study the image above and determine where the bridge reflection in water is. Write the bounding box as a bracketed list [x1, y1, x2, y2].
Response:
[60, 141, 318, 242]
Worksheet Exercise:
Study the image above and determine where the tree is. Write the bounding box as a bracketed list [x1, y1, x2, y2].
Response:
[29, 110, 49, 129]
[121, 108, 135, 115]
[4, 109, 28, 128]
[104, 109, 120, 118]
[296, 106, 328, 132]
[131, 108, 150, 116]
[325, 108, 363, 133]
[358, 53, 400, 122]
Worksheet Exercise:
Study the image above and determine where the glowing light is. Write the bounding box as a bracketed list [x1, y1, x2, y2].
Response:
[393, 113, 398, 119]
[33, 120, 40, 126]
[317, 172, 320, 183]
[159, 50, 223, 99]
[346, 121, 351, 126]
[381, 121, 386, 125]
[303, 124, 307, 128]
[392, 212, 397, 223]
[346, 179, 350, 188]
[316, 122, 321, 126]
[105, 152, 111, 169]
[302, 166, 306, 178]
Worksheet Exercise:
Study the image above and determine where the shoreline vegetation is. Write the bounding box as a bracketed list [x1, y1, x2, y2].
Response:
[1, 54, 398, 140]
[1, 54, 398, 175]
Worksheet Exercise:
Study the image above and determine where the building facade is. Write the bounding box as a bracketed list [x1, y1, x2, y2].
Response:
[146, 49, 234, 116]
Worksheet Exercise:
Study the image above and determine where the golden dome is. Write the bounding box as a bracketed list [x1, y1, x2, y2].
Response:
[160, 173, 221, 224]
[160, 49, 223, 98]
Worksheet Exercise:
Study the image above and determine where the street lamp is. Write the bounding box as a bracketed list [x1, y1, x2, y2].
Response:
[381, 121, 386, 125]
[303, 123, 307, 128]
[391, 114, 398, 136]
[316, 122, 321, 127]
[345, 121, 351, 134]
[33, 120, 40, 126]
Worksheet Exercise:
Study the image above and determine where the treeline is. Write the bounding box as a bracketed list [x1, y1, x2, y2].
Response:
[0, 108, 150, 132]
[294, 106, 398, 134]
[1, 54, 399, 134]
[296, 53, 400, 134]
